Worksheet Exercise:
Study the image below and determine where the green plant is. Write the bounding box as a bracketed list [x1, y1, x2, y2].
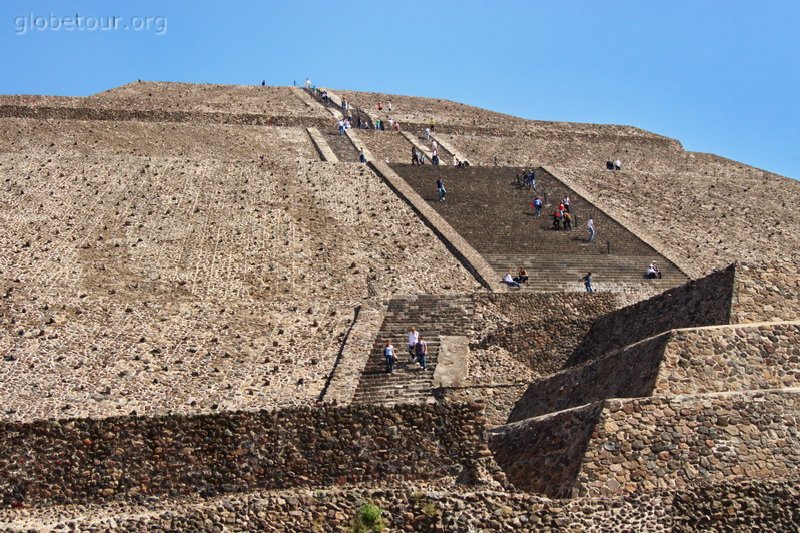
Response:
[421, 502, 440, 518]
[351, 502, 386, 533]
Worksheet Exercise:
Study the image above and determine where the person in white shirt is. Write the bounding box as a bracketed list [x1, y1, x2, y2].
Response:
[646, 261, 662, 279]
[431, 139, 438, 151]
[407, 327, 419, 361]
[587, 217, 595, 242]
[614, 159, 622, 170]
[503, 272, 521, 288]
[305, 78, 311, 89]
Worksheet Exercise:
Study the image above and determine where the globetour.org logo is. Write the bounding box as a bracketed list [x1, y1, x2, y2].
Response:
[14, 12, 168, 36]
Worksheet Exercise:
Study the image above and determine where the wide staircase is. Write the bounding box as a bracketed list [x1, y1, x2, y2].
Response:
[393, 164, 688, 292]
[351, 295, 474, 405]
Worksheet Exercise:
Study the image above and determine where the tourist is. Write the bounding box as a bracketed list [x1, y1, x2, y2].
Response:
[377, 101, 383, 111]
[337, 119, 345, 135]
[563, 211, 573, 231]
[515, 268, 528, 284]
[562, 195, 571, 213]
[532, 196, 543, 217]
[261, 80, 265, 86]
[359, 150, 367, 164]
[553, 208, 564, 230]
[503, 272, 521, 288]
[412, 147, 420, 165]
[430, 119, 436, 132]
[415, 336, 429, 370]
[606, 160, 614, 170]
[583, 272, 594, 293]
[646, 261, 662, 279]
[614, 159, 622, 171]
[432, 149, 440, 166]
[587, 217, 595, 242]
[407, 327, 419, 361]
[393, 122, 401, 132]
[424, 127, 431, 140]
[387, 100, 393, 112]
[383, 339, 396, 374]
[432, 139, 438, 151]
[436, 177, 446, 202]
[305, 78, 311, 89]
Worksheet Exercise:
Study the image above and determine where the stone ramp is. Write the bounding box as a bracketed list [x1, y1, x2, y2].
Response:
[351, 295, 474, 405]
[509, 321, 800, 423]
[392, 164, 688, 292]
[491, 389, 800, 498]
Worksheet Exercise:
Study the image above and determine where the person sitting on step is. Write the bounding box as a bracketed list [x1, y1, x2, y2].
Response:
[503, 272, 521, 288]
[514, 268, 528, 284]
[646, 261, 662, 279]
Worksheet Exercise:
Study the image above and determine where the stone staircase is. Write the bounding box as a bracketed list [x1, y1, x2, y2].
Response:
[351, 295, 474, 405]
[392, 164, 688, 292]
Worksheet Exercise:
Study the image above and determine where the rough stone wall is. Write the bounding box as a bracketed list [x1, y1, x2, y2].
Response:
[508, 334, 668, 423]
[732, 260, 800, 323]
[0, 104, 331, 128]
[510, 322, 800, 423]
[5, 477, 799, 532]
[567, 266, 735, 366]
[669, 477, 800, 532]
[552, 164, 800, 279]
[472, 292, 620, 376]
[88, 82, 330, 118]
[0, 155, 479, 422]
[655, 322, 800, 395]
[0, 118, 319, 159]
[436, 386, 528, 427]
[436, 131, 681, 171]
[0, 403, 488, 508]
[488, 403, 604, 498]
[575, 390, 800, 497]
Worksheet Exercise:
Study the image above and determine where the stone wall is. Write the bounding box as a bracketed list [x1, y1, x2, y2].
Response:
[508, 334, 668, 423]
[510, 321, 800, 423]
[3, 476, 800, 531]
[488, 403, 604, 498]
[575, 390, 800, 497]
[472, 292, 620, 376]
[0, 403, 488, 508]
[436, 386, 528, 427]
[655, 322, 800, 395]
[732, 260, 800, 323]
[566, 265, 735, 366]
[0, 104, 331, 129]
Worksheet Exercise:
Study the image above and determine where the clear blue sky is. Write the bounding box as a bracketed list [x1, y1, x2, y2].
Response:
[2, 1, 798, 179]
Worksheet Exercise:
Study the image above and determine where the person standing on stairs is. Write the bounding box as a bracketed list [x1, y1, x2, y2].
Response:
[532, 196, 543, 217]
[583, 272, 594, 293]
[587, 217, 595, 242]
[415, 336, 429, 370]
[436, 177, 446, 201]
[383, 339, 396, 374]
[407, 327, 419, 362]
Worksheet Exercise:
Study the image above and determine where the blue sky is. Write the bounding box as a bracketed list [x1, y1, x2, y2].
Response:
[1, 1, 798, 179]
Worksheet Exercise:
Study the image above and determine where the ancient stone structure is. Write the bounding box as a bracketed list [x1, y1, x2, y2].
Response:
[1, 81, 798, 530]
